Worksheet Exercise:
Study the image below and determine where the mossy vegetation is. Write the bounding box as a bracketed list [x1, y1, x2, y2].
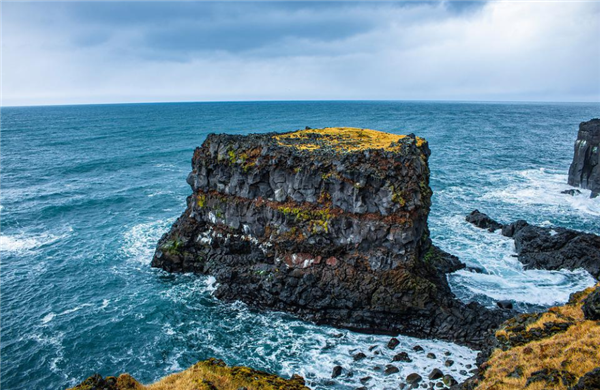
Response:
[69, 358, 309, 390]
[277, 205, 331, 233]
[273, 127, 426, 152]
[162, 239, 183, 255]
[196, 193, 206, 208]
[475, 284, 600, 390]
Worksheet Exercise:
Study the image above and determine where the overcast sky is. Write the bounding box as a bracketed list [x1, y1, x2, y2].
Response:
[2, 1, 600, 106]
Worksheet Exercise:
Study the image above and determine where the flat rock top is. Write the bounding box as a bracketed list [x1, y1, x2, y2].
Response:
[272, 127, 426, 153]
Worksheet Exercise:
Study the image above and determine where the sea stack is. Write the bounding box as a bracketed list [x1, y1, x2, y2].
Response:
[152, 127, 505, 348]
[567, 118, 600, 198]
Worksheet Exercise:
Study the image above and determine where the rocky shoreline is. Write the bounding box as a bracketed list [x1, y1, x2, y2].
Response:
[151, 128, 509, 349]
[466, 210, 600, 279]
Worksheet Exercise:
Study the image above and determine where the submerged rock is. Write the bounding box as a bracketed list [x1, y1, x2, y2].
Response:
[152, 127, 507, 348]
[567, 118, 600, 198]
[466, 211, 600, 279]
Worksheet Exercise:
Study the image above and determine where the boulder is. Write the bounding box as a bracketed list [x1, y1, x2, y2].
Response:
[582, 286, 600, 320]
[465, 210, 503, 232]
[567, 118, 600, 198]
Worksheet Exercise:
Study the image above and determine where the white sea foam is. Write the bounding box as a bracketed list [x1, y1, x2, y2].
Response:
[42, 313, 56, 324]
[483, 168, 600, 217]
[121, 219, 174, 265]
[0, 228, 71, 254]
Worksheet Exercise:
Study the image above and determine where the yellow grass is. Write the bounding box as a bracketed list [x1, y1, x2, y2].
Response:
[69, 359, 310, 390]
[478, 284, 600, 390]
[273, 127, 426, 152]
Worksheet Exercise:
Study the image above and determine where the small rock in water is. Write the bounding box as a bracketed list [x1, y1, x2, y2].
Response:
[384, 365, 400, 375]
[497, 300, 513, 310]
[459, 370, 467, 375]
[426, 352, 436, 359]
[444, 351, 451, 356]
[332, 365, 343, 378]
[353, 352, 367, 361]
[466, 364, 472, 369]
[368, 345, 378, 351]
[359, 376, 372, 384]
[429, 368, 444, 380]
[561, 189, 582, 196]
[373, 365, 382, 371]
[444, 359, 454, 367]
[392, 352, 412, 362]
[406, 373, 423, 385]
[413, 345, 424, 352]
[435, 382, 444, 388]
[443, 374, 458, 386]
[387, 337, 400, 350]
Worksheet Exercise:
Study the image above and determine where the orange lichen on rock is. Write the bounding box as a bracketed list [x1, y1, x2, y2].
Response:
[475, 284, 600, 390]
[273, 127, 426, 152]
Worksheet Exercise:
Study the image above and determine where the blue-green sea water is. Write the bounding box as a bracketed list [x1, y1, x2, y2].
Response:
[2, 101, 599, 390]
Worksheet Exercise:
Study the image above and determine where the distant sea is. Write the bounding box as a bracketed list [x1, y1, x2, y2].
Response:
[2, 101, 599, 390]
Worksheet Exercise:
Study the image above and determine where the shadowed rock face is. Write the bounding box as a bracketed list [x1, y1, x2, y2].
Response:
[568, 118, 600, 198]
[152, 128, 507, 349]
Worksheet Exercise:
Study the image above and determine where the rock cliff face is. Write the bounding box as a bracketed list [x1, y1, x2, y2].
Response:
[152, 128, 506, 348]
[466, 210, 600, 279]
[567, 118, 600, 198]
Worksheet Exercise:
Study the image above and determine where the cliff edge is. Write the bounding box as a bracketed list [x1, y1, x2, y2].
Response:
[567, 118, 600, 198]
[152, 127, 507, 348]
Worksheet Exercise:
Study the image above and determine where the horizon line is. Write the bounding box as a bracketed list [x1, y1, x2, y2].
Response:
[3, 97, 600, 109]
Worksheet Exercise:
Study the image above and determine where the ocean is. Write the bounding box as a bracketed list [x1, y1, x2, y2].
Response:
[1, 101, 599, 390]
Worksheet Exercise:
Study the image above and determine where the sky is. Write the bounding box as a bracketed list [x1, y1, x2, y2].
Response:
[2, 1, 600, 106]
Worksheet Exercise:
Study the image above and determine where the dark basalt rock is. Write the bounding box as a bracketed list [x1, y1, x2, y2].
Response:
[570, 367, 600, 390]
[525, 368, 577, 388]
[387, 337, 400, 350]
[429, 368, 444, 380]
[466, 211, 600, 279]
[331, 365, 343, 378]
[465, 210, 502, 232]
[567, 118, 600, 198]
[582, 286, 600, 320]
[392, 352, 412, 362]
[152, 128, 509, 349]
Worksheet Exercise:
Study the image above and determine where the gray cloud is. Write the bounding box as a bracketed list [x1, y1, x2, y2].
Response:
[3, 1, 599, 105]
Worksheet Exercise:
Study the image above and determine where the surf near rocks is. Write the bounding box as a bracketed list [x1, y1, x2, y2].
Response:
[152, 127, 507, 349]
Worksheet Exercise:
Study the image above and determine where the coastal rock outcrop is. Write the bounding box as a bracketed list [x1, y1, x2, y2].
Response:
[457, 284, 600, 390]
[466, 210, 600, 279]
[567, 118, 600, 198]
[152, 128, 508, 348]
[68, 358, 309, 390]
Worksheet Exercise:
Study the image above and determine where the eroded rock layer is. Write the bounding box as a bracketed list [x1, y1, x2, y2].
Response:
[152, 128, 506, 348]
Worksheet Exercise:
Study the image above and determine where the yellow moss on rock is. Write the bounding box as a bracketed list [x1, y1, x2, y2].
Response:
[273, 127, 426, 152]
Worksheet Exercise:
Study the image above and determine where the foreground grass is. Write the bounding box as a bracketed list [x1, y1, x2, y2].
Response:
[475, 284, 600, 390]
[69, 358, 310, 390]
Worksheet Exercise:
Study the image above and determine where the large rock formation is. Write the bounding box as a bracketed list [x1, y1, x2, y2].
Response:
[567, 118, 600, 198]
[466, 210, 600, 279]
[152, 128, 507, 348]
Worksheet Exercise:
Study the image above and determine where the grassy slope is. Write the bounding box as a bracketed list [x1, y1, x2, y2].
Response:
[474, 284, 600, 390]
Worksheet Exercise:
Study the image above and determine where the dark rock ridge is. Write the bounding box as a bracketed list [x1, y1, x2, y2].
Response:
[152, 127, 508, 349]
[466, 210, 600, 279]
[567, 118, 600, 198]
